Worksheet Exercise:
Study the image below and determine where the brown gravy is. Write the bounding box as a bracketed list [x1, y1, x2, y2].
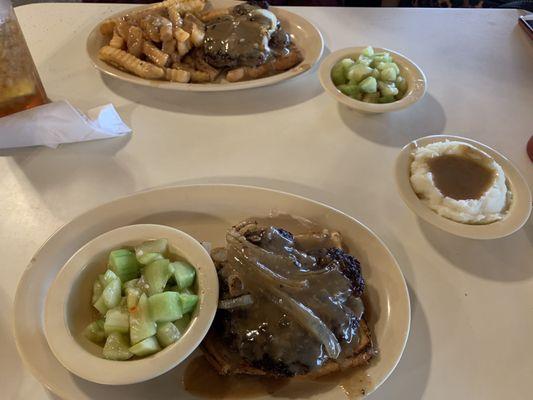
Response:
[428, 154, 495, 200]
[183, 356, 371, 399]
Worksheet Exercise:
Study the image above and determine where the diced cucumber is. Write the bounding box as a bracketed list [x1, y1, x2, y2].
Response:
[378, 81, 399, 97]
[357, 54, 372, 66]
[143, 259, 174, 296]
[396, 75, 407, 93]
[390, 62, 400, 75]
[179, 293, 198, 314]
[337, 84, 360, 99]
[347, 64, 373, 84]
[361, 46, 374, 57]
[138, 252, 164, 265]
[380, 67, 397, 82]
[104, 307, 130, 334]
[99, 269, 119, 287]
[148, 292, 183, 323]
[93, 294, 109, 315]
[130, 293, 156, 345]
[371, 52, 392, 65]
[92, 280, 104, 305]
[371, 69, 381, 79]
[129, 335, 161, 357]
[156, 322, 181, 347]
[172, 261, 196, 290]
[123, 278, 139, 291]
[359, 76, 377, 93]
[135, 239, 168, 260]
[103, 332, 133, 360]
[379, 95, 396, 103]
[109, 249, 140, 282]
[362, 93, 380, 103]
[126, 287, 141, 310]
[331, 64, 346, 86]
[102, 278, 121, 308]
[84, 320, 106, 343]
[174, 314, 191, 335]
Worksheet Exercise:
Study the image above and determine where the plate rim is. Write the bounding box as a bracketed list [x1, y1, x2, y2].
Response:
[86, 3, 324, 92]
[395, 135, 532, 239]
[14, 183, 411, 399]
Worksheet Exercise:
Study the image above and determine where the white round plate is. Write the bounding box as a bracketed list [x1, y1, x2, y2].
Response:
[319, 46, 426, 113]
[14, 184, 410, 399]
[86, 0, 324, 92]
[396, 135, 532, 239]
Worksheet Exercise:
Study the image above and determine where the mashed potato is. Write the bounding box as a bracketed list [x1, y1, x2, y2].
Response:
[410, 141, 510, 224]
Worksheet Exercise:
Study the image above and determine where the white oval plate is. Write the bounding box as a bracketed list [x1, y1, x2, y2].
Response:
[86, 0, 324, 92]
[14, 184, 410, 399]
[319, 47, 426, 113]
[396, 135, 532, 239]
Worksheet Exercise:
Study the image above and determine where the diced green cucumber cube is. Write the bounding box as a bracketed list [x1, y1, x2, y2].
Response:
[347, 64, 373, 84]
[130, 293, 156, 345]
[336, 84, 360, 99]
[109, 249, 140, 282]
[143, 259, 174, 296]
[174, 314, 191, 335]
[93, 294, 109, 315]
[379, 95, 396, 103]
[371, 69, 381, 79]
[104, 307, 130, 334]
[378, 81, 399, 97]
[330, 64, 346, 86]
[126, 287, 141, 310]
[99, 269, 119, 287]
[172, 261, 196, 290]
[359, 76, 377, 93]
[148, 292, 183, 322]
[390, 62, 400, 75]
[137, 252, 164, 265]
[179, 293, 198, 314]
[92, 280, 104, 305]
[375, 61, 389, 71]
[396, 75, 407, 92]
[357, 55, 372, 66]
[371, 52, 392, 65]
[84, 320, 106, 343]
[361, 46, 374, 57]
[123, 278, 139, 291]
[135, 239, 168, 261]
[362, 93, 380, 103]
[156, 322, 181, 347]
[381, 67, 397, 82]
[129, 335, 161, 357]
[103, 332, 132, 360]
[102, 278, 121, 308]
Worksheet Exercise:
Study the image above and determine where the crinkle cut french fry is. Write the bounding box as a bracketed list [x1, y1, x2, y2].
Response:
[99, 46, 165, 79]
[142, 41, 170, 67]
[190, 69, 210, 83]
[161, 39, 177, 56]
[271, 48, 303, 71]
[99, 19, 116, 35]
[109, 29, 125, 49]
[140, 14, 173, 43]
[127, 26, 144, 58]
[165, 68, 191, 83]
[226, 68, 245, 82]
[166, 3, 183, 27]
[174, 27, 190, 43]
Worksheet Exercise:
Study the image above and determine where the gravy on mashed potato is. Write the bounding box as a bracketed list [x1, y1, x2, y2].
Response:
[410, 141, 510, 224]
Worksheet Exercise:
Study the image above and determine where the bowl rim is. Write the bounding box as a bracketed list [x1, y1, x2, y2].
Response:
[319, 46, 427, 113]
[395, 135, 532, 239]
[43, 223, 219, 385]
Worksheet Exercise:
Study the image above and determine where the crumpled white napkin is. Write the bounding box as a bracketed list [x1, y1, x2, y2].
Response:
[0, 100, 131, 149]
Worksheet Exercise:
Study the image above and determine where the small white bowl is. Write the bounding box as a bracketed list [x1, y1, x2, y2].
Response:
[319, 47, 426, 113]
[44, 224, 219, 385]
[396, 135, 532, 239]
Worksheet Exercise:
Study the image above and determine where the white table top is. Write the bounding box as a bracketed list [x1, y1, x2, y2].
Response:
[3, 3, 532, 399]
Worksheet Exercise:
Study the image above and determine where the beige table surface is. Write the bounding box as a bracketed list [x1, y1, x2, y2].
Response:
[2, 3, 532, 399]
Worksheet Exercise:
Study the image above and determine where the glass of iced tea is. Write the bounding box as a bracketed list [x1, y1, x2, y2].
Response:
[0, 0, 48, 118]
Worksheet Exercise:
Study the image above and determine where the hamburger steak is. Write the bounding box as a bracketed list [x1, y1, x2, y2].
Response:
[202, 216, 376, 378]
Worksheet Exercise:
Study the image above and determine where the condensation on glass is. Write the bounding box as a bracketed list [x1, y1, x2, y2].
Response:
[0, 0, 47, 117]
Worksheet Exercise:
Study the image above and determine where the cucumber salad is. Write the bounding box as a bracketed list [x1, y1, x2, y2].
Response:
[84, 238, 199, 360]
[331, 46, 407, 104]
